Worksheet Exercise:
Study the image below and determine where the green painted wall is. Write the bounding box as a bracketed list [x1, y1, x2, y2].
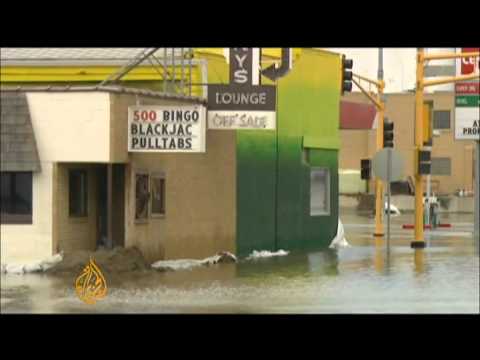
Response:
[276, 49, 341, 252]
[236, 129, 277, 256]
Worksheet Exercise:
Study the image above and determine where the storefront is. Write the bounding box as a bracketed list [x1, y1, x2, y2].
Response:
[0, 87, 237, 264]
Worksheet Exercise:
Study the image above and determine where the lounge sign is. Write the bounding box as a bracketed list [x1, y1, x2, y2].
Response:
[208, 84, 276, 130]
[128, 105, 206, 152]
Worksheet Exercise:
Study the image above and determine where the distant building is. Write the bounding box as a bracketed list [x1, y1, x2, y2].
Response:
[339, 91, 477, 195]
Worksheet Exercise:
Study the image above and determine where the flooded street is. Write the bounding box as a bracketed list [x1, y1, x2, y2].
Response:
[1, 213, 478, 314]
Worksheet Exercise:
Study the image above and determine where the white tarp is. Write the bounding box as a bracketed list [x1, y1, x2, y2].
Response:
[1, 253, 63, 275]
[151, 252, 237, 272]
[329, 219, 350, 249]
[246, 250, 289, 260]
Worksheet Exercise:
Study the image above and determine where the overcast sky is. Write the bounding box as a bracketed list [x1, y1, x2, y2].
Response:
[325, 48, 457, 93]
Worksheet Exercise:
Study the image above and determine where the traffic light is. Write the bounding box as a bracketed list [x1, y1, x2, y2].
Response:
[383, 119, 394, 148]
[361, 159, 371, 180]
[341, 55, 353, 95]
[417, 148, 431, 175]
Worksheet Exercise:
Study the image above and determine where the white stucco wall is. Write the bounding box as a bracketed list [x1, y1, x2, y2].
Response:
[26, 92, 111, 162]
[1, 92, 111, 265]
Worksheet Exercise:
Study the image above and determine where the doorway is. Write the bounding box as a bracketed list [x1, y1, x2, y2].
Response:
[97, 164, 125, 249]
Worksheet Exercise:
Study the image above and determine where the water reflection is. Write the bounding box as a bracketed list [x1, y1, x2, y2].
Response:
[414, 249, 425, 275]
[374, 247, 385, 274]
[307, 250, 339, 276]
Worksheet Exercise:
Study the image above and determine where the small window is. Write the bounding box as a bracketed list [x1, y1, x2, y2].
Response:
[431, 157, 452, 176]
[135, 172, 150, 221]
[0, 172, 33, 224]
[69, 169, 88, 217]
[310, 167, 330, 216]
[151, 173, 166, 217]
[433, 110, 451, 130]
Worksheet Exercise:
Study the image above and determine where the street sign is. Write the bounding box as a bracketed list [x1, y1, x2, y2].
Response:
[455, 47, 479, 140]
[372, 148, 404, 249]
[261, 48, 293, 81]
[372, 148, 405, 182]
[460, 48, 479, 75]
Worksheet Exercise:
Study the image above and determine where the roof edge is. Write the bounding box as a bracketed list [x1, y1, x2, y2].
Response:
[0, 85, 207, 104]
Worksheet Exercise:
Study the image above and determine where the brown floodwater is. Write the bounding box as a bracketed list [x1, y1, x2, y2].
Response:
[1, 213, 478, 314]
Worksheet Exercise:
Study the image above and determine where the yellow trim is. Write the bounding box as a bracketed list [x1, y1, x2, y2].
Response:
[0, 65, 202, 83]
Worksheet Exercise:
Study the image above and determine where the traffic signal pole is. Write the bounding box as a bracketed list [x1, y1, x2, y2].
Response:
[373, 84, 385, 241]
[351, 73, 385, 242]
[375, 54, 385, 240]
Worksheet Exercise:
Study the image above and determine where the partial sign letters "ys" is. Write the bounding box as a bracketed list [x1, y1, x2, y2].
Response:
[230, 48, 252, 86]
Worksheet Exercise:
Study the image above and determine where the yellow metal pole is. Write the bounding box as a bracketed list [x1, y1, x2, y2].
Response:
[374, 82, 385, 242]
[351, 78, 383, 109]
[352, 73, 383, 88]
[414, 49, 425, 244]
[423, 51, 479, 61]
[423, 73, 480, 87]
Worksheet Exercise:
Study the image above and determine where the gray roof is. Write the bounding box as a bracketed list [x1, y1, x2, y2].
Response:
[1, 92, 41, 172]
[1, 48, 192, 66]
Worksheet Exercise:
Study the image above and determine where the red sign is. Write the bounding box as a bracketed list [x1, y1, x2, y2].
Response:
[455, 82, 480, 95]
[461, 47, 480, 75]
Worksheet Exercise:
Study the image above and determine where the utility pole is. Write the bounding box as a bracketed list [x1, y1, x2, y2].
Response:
[374, 48, 385, 242]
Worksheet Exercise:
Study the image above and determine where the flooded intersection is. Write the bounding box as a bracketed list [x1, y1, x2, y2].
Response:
[1, 213, 478, 314]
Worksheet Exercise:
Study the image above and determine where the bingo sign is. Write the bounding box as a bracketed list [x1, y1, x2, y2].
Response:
[455, 48, 479, 140]
[128, 105, 206, 152]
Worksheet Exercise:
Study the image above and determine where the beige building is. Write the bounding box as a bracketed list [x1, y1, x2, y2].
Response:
[1, 87, 236, 265]
[340, 91, 477, 195]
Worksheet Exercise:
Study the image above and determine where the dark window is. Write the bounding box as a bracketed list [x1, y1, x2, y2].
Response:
[151, 174, 166, 216]
[69, 169, 88, 217]
[135, 173, 150, 221]
[0, 172, 33, 224]
[433, 110, 451, 130]
[431, 157, 452, 176]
